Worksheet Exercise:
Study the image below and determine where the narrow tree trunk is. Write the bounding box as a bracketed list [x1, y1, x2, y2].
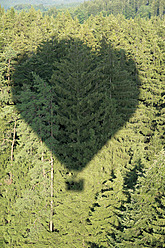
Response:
[10, 119, 17, 182]
[7, 58, 11, 83]
[50, 154, 53, 232]
[11, 119, 16, 167]
[50, 96, 54, 232]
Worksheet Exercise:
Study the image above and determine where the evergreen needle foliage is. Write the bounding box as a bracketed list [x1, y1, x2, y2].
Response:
[0, 4, 164, 247]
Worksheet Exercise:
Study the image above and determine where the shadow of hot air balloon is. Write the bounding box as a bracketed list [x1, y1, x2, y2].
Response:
[12, 37, 140, 191]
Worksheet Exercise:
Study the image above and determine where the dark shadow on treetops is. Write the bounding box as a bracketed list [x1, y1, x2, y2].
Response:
[12, 37, 140, 190]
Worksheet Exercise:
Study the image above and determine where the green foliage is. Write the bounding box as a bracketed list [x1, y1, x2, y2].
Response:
[86, 169, 127, 247]
[0, 6, 164, 247]
[50, 39, 117, 171]
[13, 4, 48, 12]
[1, 1, 83, 11]
[71, 0, 164, 22]
[120, 151, 165, 248]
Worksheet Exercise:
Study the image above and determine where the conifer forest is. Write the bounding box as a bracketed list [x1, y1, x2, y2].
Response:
[0, 0, 165, 247]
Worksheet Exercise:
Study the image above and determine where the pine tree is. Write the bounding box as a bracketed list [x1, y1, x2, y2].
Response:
[86, 168, 127, 248]
[2, 73, 58, 246]
[50, 38, 117, 172]
[121, 150, 165, 248]
[1, 7, 164, 247]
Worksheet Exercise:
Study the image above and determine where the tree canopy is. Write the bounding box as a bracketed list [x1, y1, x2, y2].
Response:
[0, 3, 164, 247]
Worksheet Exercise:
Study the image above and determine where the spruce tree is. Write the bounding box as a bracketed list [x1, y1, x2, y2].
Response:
[121, 151, 165, 248]
[50, 38, 116, 172]
[1, 8, 164, 247]
[2, 74, 58, 246]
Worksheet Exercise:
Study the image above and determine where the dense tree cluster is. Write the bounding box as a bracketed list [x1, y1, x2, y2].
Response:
[0, 4, 164, 247]
[1, 0, 165, 22]
[71, 0, 165, 22]
[0, 0, 83, 10]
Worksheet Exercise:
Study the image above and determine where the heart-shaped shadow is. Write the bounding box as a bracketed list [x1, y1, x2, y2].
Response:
[12, 37, 140, 189]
